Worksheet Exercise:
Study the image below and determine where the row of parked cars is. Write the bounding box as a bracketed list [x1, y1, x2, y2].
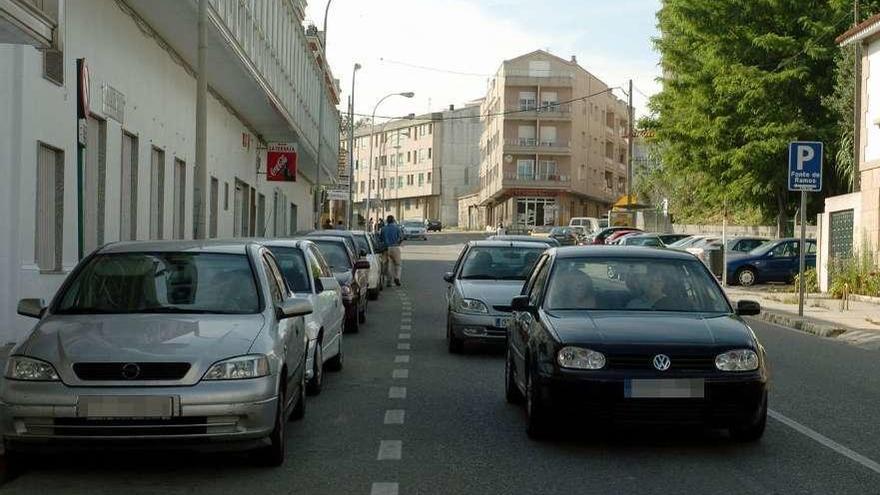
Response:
[1, 228, 392, 467]
[444, 237, 769, 440]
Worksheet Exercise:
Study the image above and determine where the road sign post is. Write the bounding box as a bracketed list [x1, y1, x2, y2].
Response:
[788, 141, 823, 318]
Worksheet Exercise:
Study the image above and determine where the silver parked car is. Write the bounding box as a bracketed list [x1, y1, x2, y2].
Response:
[443, 241, 548, 353]
[264, 239, 346, 396]
[1, 241, 313, 467]
[402, 219, 428, 240]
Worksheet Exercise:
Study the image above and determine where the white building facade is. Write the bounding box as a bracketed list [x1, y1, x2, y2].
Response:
[0, 0, 340, 344]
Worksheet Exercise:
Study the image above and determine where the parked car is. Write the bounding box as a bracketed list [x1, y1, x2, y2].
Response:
[444, 241, 550, 353]
[307, 236, 370, 332]
[620, 233, 666, 247]
[264, 239, 346, 396]
[569, 217, 601, 234]
[2, 240, 313, 466]
[589, 227, 642, 245]
[426, 219, 443, 232]
[487, 235, 561, 247]
[658, 233, 691, 245]
[604, 228, 643, 245]
[506, 246, 767, 440]
[402, 219, 428, 240]
[312, 229, 384, 300]
[726, 238, 817, 286]
[549, 227, 579, 246]
[666, 235, 705, 250]
[726, 236, 769, 253]
[569, 226, 590, 244]
[685, 237, 721, 264]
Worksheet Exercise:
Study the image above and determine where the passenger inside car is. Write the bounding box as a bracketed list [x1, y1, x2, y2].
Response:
[546, 266, 596, 309]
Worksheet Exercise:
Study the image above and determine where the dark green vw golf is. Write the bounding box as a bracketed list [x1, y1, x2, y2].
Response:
[505, 246, 768, 440]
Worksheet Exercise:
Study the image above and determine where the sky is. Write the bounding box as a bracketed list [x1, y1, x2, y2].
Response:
[304, 0, 662, 121]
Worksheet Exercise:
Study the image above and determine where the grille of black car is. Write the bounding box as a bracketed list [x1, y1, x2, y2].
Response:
[73, 362, 191, 381]
[52, 417, 210, 436]
[607, 355, 716, 371]
[493, 305, 513, 313]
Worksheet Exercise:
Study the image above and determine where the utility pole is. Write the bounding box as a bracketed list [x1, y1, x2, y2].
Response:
[347, 63, 360, 229]
[314, 0, 334, 229]
[627, 79, 634, 225]
[195, 0, 208, 239]
[853, 0, 862, 192]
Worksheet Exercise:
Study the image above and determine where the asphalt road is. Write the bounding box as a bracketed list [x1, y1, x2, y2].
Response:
[2, 232, 880, 494]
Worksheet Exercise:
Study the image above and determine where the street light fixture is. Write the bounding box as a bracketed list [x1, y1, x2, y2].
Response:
[346, 62, 361, 229]
[366, 91, 414, 228]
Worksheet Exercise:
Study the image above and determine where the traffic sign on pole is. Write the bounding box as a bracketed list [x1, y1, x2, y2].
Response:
[788, 141, 823, 192]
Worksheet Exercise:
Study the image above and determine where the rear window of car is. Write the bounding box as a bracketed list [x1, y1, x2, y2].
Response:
[312, 241, 352, 271]
[459, 246, 546, 280]
[267, 247, 311, 292]
[55, 252, 260, 314]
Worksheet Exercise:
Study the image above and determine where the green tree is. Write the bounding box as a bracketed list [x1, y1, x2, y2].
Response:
[650, 0, 857, 232]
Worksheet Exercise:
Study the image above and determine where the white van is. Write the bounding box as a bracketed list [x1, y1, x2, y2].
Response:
[569, 217, 601, 233]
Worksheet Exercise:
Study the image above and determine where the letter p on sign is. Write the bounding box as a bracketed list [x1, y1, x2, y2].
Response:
[796, 146, 814, 171]
[787, 141, 823, 192]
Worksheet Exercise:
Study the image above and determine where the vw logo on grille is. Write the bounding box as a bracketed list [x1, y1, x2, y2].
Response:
[652, 354, 671, 371]
[121, 363, 141, 380]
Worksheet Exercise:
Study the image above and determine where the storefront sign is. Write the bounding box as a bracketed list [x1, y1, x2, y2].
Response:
[267, 143, 297, 182]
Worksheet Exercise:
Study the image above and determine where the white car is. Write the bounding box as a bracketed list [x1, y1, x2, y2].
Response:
[569, 216, 601, 234]
[352, 230, 385, 300]
[264, 239, 346, 396]
[402, 219, 428, 240]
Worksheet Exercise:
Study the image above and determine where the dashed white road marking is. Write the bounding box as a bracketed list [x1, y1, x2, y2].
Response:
[398, 333, 411, 340]
[384, 409, 406, 425]
[401, 317, 412, 323]
[401, 312, 412, 317]
[392, 369, 409, 379]
[377, 440, 402, 460]
[769, 409, 880, 476]
[400, 324, 412, 330]
[371, 482, 399, 495]
[394, 355, 410, 363]
[397, 343, 411, 350]
[388, 386, 407, 399]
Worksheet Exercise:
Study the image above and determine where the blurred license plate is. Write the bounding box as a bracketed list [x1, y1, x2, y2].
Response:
[625, 379, 704, 399]
[77, 396, 174, 418]
[495, 317, 510, 328]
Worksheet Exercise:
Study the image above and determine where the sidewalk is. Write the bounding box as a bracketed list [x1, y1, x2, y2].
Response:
[725, 286, 880, 350]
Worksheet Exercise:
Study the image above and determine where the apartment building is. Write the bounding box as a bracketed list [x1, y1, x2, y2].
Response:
[476, 50, 630, 229]
[349, 102, 482, 226]
[0, 0, 339, 343]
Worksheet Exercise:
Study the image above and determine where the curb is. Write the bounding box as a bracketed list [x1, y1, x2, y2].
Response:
[752, 309, 849, 338]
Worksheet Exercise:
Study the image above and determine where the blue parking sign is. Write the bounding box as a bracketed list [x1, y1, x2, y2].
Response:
[788, 142, 823, 192]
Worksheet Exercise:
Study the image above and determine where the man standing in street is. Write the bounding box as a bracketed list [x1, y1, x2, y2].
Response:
[380, 215, 403, 286]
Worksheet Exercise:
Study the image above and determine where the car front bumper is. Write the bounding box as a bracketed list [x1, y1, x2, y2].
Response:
[449, 310, 511, 342]
[534, 370, 767, 427]
[1, 376, 278, 452]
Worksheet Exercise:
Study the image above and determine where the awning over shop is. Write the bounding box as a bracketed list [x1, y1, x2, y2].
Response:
[612, 194, 652, 210]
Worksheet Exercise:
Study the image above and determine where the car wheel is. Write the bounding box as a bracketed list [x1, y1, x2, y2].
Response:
[737, 267, 757, 287]
[345, 309, 359, 333]
[306, 341, 323, 396]
[505, 346, 524, 404]
[368, 287, 379, 301]
[730, 391, 767, 442]
[447, 318, 464, 354]
[257, 384, 287, 466]
[291, 369, 306, 421]
[526, 368, 550, 439]
[326, 334, 343, 372]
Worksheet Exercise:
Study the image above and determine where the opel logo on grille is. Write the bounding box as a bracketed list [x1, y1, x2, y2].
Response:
[121, 363, 141, 380]
[652, 354, 671, 371]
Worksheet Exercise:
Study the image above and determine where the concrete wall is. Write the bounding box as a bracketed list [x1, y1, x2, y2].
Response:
[438, 105, 482, 226]
[0, 0, 314, 344]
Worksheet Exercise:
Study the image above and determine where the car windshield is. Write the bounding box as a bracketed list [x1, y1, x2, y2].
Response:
[267, 247, 311, 293]
[627, 236, 663, 247]
[544, 257, 730, 312]
[55, 253, 260, 314]
[404, 221, 422, 228]
[667, 236, 698, 248]
[550, 228, 571, 235]
[313, 241, 352, 271]
[459, 246, 545, 280]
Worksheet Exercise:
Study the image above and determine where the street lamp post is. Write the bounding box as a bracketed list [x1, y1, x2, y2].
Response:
[314, 0, 333, 229]
[366, 91, 414, 228]
[347, 62, 361, 229]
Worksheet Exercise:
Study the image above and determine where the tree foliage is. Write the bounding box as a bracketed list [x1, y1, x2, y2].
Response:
[649, 0, 861, 229]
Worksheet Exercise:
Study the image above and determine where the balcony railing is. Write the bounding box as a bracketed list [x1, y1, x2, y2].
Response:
[503, 172, 570, 183]
[505, 69, 574, 79]
[505, 139, 571, 151]
[507, 103, 571, 117]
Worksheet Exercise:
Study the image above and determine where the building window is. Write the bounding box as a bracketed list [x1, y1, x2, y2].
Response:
[428, 123, 433, 134]
[517, 159, 535, 180]
[380, 178, 386, 189]
[604, 171, 614, 190]
[370, 179, 375, 190]
[519, 91, 536, 111]
[418, 173, 424, 186]
[407, 174, 414, 186]
[84, 116, 107, 254]
[150, 147, 165, 239]
[407, 151, 411, 162]
[210, 177, 219, 238]
[257, 193, 266, 236]
[427, 172, 432, 183]
[540, 126, 557, 146]
[120, 132, 138, 241]
[398, 177, 403, 188]
[538, 160, 557, 180]
[44, 48, 63, 86]
[360, 180, 365, 193]
[224, 182, 229, 210]
[173, 159, 186, 239]
[35, 143, 64, 271]
[618, 177, 626, 192]
[405, 199, 411, 210]
[289, 203, 298, 235]
[427, 147, 432, 159]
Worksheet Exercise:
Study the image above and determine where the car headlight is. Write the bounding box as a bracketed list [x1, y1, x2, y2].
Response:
[456, 297, 488, 314]
[557, 347, 606, 370]
[715, 349, 759, 371]
[5, 356, 60, 381]
[203, 355, 270, 380]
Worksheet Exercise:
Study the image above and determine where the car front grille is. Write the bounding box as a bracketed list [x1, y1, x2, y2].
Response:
[73, 362, 192, 381]
[49, 417, 211, 436]
[607, 354, 716, 371]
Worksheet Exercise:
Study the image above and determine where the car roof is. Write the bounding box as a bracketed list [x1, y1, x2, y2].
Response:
[305, 235, 351, 245]
[307, 230, 355, 238]
[489, 235, 557, 244]
[257, 238, 314, 250]
[99, 239, 254, 254]
[467, 240, 552, 248]
[553, 246, 698, 260]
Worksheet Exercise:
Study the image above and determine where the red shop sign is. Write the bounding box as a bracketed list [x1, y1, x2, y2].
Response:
[267, 143, 297, 182]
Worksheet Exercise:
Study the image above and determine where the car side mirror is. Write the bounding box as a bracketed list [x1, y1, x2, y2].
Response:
[276, 298, 313, 319]
[735, 300, 761, 316]
[443, 272, 454, 283]
[18, 298, 46, 319]
[511, 295, 535, 314]
[354, 260, 370, 270]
